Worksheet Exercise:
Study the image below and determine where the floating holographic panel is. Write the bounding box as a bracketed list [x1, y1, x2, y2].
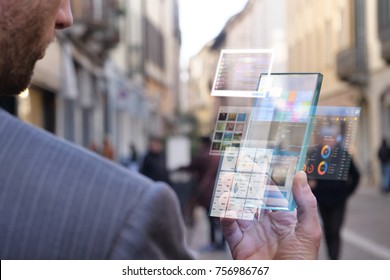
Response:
[305, 106, 361, 181]
[211, 49, 274, 98]
[209, 73, 323, 217]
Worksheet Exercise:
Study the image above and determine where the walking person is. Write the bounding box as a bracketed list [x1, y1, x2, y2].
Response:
[140, 136, 172, 185]
[378, 138, 390, 193]
[311, 158, 360, 259]
[181, 136, 225, 251]
[127, 144, 140, 172]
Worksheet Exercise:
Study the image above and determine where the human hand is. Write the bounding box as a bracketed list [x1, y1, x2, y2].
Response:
[221, 171, 322, 260]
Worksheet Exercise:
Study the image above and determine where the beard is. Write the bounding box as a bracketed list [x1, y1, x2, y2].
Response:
[0, 53, 37, 96]
[0, 3, 50, 96]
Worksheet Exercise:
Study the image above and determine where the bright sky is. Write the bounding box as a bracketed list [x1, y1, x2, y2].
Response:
[178, 0, 248, 67]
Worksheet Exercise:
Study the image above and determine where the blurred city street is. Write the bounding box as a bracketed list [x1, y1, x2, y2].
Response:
[183, 184, 390, 260]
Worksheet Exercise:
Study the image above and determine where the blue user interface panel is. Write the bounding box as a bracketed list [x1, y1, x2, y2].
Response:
[305, 106, 361, 180]
[210, 73, 323, 220]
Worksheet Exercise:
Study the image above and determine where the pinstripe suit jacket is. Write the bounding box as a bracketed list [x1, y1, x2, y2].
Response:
[0, 109, 192, 259]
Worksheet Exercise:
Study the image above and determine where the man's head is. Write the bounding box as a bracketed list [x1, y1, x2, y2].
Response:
[149, 137, 163, 153]
[0, 0, 73, 96]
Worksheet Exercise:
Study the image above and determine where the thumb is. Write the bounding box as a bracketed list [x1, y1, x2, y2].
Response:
[292, 171, 322, 240]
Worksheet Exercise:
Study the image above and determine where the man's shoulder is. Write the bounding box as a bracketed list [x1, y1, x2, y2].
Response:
[0, 112, 179, 259]
[0, 109, 161, 202]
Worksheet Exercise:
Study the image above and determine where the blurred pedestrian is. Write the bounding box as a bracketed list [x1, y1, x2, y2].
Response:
[120, 143, 139, 171]
[102, 136, 114, 160]
[311, 158, 360, 260]
[0, 0, 321, 260]
[378, 138, 390, 193]
[140, 136, 171, 185]
[182, 136, 225, 251]
[88, 141, 100, 154]
[128, 143, 139, 171]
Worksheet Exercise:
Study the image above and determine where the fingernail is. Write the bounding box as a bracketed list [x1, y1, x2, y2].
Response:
[296, 171, 308, 188]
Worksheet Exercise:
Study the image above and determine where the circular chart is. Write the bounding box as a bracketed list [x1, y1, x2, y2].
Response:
[321, 145, 331, 159]
[306, 164, 315, 174]
[317, 161, 328, 176]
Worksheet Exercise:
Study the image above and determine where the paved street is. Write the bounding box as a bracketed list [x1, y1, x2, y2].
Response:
[336, 185, 390, 260]
[186, 207, 232, 260]
[185, 184, 390, 260]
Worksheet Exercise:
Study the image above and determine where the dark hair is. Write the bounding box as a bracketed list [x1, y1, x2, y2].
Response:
[200, 136, 211, 145]
[149, 136, 162, 142]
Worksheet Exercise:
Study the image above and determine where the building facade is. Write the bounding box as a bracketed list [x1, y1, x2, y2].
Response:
[112, 0, 182, 158]
[363, 0, 390, 185]
[289, 0, 390, 185]
[286, 0, 366, 179]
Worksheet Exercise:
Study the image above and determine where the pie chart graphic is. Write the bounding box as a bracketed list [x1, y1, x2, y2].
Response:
[317, 161, 328, 176]
[306, 164, 315, 174]
[321, 145, 331, 159]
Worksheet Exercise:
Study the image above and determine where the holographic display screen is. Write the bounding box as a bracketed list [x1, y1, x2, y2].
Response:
[211, 49, 274, 98]
[210, 73, 323, 219]
[245, 73, 322, 163]
[210, 106, 252, 155]
[305, 107, 361, 180]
